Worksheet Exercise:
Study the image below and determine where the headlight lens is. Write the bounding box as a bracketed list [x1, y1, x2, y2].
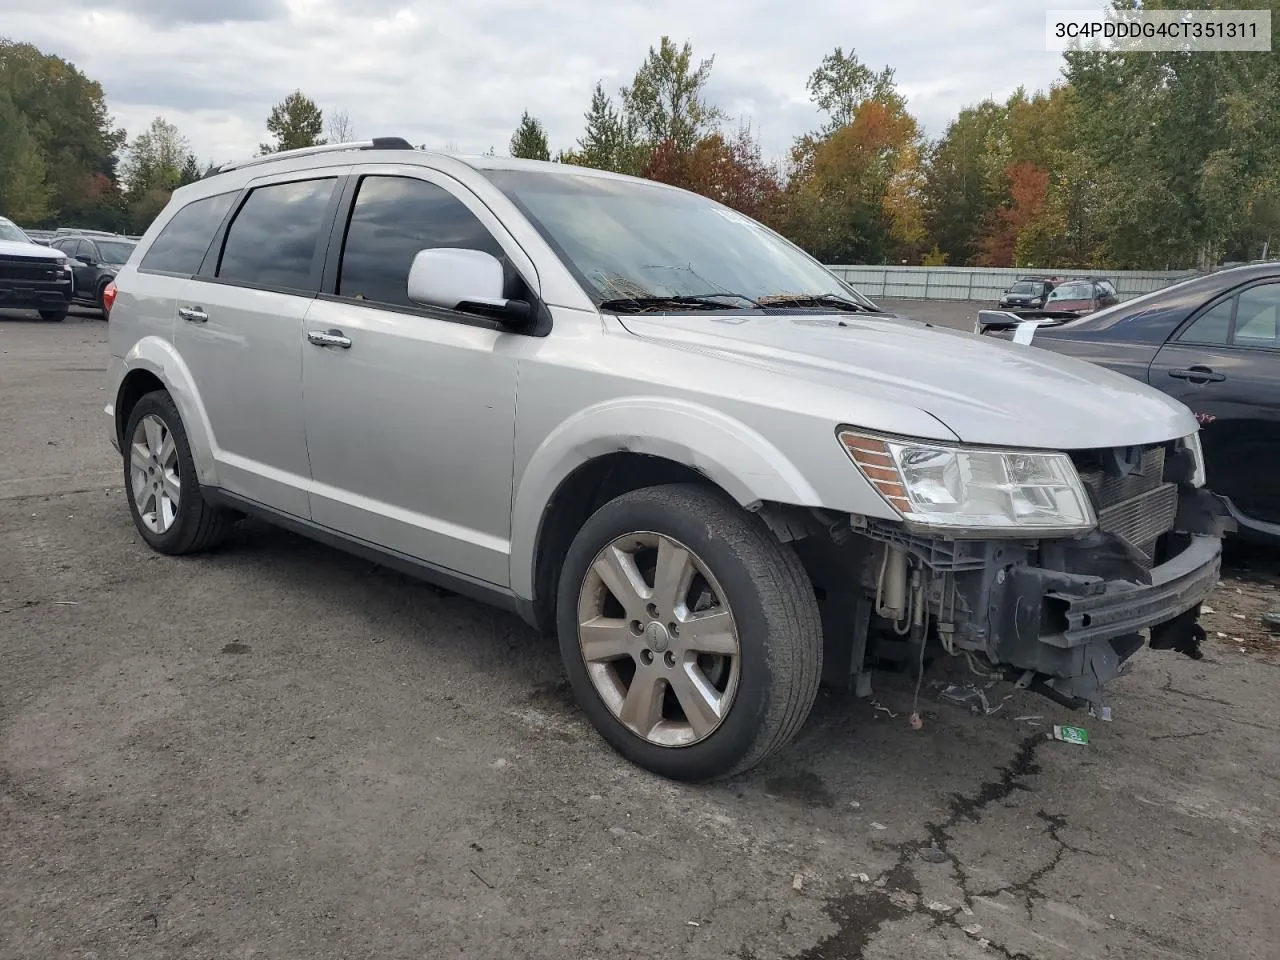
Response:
[838, 430, 1096, 535]
[1184, 431, 1206, 487]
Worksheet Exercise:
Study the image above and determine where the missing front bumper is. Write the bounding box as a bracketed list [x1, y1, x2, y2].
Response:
[994, 534, 1221, 703]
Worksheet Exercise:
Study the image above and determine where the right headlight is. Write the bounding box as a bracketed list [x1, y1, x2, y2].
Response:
[1183, 431, 1206, 487]
[838, 429, 1096, 536]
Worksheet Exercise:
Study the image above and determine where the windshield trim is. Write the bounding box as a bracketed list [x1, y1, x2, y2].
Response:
[479, 168, 884, 315]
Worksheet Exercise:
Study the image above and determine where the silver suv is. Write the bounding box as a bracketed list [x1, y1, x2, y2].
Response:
[105, 139, 1233, 781]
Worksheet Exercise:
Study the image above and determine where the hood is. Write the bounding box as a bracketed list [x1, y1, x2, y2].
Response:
[0, 239, 64, 260]
[617, 311, 1198, 450]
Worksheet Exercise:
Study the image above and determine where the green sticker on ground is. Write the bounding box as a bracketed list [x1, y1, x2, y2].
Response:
[1052, 725, 1090, 745]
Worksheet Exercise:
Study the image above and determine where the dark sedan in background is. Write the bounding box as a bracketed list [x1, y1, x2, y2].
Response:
[50, 234, 135, 315]
[985, 262, 1280, 545]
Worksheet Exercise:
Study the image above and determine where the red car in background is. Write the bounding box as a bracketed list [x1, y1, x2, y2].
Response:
[1042, 277, 1120, 317]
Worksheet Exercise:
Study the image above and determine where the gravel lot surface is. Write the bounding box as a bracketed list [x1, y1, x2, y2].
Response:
[2, 305, 1277, 960]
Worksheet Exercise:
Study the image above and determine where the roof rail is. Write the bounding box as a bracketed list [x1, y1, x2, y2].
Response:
[206, 137, 416, 178]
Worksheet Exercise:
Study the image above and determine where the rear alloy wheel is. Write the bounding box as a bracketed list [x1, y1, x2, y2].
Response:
[123, 390, 232, 554]
[557, 484, 822, 781]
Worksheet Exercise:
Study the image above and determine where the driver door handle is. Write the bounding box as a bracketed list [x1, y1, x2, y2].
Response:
[1168, 366, 1225, 383]
[307, 329, 352, 349]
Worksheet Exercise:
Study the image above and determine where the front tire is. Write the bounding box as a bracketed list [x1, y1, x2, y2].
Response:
[123, 390, 232, 554]
[556, 483, 822, 781]
[40, 308, 67, 322]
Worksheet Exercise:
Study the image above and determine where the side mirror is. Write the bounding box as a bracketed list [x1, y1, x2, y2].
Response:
[407, 248, 530, 324]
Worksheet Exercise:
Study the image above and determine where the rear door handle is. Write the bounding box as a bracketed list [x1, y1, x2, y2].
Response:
[1168, 366, 1225, 383]
[306, 329, 352, 349]
[178, 306, 208, 323]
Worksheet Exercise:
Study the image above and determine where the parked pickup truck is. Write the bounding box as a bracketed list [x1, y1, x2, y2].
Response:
[0, 216, 74, 321]
[104, 141, 1234, 781]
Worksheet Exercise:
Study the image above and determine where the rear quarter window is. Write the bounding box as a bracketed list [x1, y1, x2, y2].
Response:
[139, 191, 238, 276]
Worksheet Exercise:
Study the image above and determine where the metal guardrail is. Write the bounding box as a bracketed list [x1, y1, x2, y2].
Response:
[826, 265, 1199, 303]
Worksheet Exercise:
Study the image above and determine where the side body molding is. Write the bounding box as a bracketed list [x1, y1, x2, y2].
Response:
[508, 396, 824, 599]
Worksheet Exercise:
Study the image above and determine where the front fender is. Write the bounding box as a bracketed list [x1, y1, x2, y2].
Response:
[120, 336, 220, 486]
[508, 396, 825, 599]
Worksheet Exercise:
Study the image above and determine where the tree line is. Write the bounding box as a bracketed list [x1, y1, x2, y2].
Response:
[2, 0, 1276, 268]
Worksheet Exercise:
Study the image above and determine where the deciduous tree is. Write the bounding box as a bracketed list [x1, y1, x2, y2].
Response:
[0, 37, 125, 227]
[622, 37, 723, 154]
[0, 91, 51, 222]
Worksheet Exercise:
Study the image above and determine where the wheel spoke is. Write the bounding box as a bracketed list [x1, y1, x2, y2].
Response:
[670, 666, 724, 741]
[679, 608, 737, 656]
[593, 545, 649, 615]
[161, 469, 181, 506]
[158, 431, 176, 467]
[130, 468, 149, 506]
[652, 538, 695, 615]
[159, 491, 177, 530]
[143, 416, 163, 456]
[579, 617, 634, 663]
[618, 669, 665, 739]
[129, 442, 150, 475]
[139, 488, 158, 521]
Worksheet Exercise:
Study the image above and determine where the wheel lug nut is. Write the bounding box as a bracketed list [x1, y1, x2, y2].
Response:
[664, 651, 676, 668]
[640, 649, 653, 665]
[646, 603, 659, 619]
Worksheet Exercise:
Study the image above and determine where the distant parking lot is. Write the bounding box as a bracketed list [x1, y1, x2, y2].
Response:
[2, 308, 1278, 960]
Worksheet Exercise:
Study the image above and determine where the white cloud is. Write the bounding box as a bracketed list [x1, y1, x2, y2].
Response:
[3, 0, 1071, 166]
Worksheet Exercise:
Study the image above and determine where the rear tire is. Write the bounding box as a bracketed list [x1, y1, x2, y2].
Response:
[123, 390, 233, 555]
[556, 483, 822, 781]
[40, 309, 67, 322]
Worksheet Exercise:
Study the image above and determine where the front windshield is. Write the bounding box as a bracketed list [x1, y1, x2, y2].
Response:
[0, 219, 31, 244]
[1048, 282, 1090, 301]
[97, 240, 136, 264]
[481, 168, 877, 310]
[1008, 281, 1037, 294]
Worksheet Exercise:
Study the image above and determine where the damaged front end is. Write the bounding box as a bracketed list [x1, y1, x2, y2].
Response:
[783, 435, 1235, 711]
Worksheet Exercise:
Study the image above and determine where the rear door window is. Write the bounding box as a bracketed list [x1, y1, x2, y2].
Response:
[1232, 284, 1280, 348]
[217, 178, 337, 292]
[140, 191, 238, 276]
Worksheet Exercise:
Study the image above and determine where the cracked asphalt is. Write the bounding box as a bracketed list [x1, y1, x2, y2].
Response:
[2, 306, 1279, 960]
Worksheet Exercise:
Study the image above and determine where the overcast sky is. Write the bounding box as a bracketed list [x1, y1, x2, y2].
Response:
[5, 0, 1086, 166]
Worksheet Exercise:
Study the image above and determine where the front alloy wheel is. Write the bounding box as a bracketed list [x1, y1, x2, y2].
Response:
[578, 532, 741, 747]
[557, 484, 823, 781]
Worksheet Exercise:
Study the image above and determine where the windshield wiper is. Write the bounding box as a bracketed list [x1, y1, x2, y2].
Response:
[599, 293, 759, 314]
[756, 293, 872, 312]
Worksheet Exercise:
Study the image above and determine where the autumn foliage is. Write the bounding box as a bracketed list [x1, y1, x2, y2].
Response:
[973, 162, 1050, 267]
[641, 126, 782, 226]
